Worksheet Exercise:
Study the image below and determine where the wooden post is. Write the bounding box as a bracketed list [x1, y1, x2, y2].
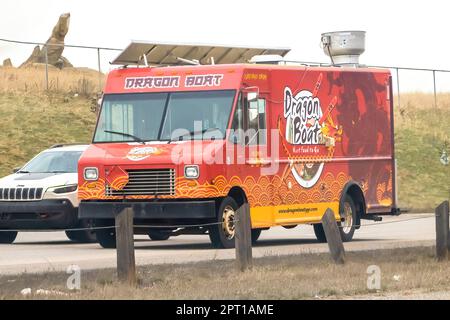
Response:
[321, 208, 345, 264]
[435, 201, 449, 261]
[115, 206, 136, 285]
[235, 203, 253, 271]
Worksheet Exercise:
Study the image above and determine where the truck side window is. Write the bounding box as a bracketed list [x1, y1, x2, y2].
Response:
[229, 93, 244, 144]
[246, 98, 266, 145]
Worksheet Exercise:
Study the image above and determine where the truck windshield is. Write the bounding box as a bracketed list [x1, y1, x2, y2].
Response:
[93, 90, 235, 143]
[20, 151, 83, 174]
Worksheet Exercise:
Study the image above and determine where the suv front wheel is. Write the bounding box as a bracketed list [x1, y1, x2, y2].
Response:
[65, 219, 97, 243]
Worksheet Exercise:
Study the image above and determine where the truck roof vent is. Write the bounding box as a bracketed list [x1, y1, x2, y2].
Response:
[249, 54, 285, 65]
[321, 31, 366, 67]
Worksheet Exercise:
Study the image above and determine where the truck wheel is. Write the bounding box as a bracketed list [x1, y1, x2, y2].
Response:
[95, 219, 116, 249]
[65, 219, 97, 243]
[148, 229, 170, 241]
[338, 195, 357, 242]
[251, 229, 262, 244]
[0, 231, 18, 244]
[313, 195, 357, 243]
[208, 197, 238, 249]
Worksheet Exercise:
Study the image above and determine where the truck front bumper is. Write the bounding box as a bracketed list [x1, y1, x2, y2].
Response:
[0, 199, 78, 229]
[79, 200, 216, 220]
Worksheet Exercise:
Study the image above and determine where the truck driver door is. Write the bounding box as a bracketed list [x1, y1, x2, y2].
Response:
[229, 92, 269, 180]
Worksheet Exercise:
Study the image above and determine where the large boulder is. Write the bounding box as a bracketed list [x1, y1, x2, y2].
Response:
[20, 13, 73, 69]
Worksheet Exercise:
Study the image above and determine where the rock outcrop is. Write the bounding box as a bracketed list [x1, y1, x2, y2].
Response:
[20, 13, 73, 69]
[2, 58, 13, 67]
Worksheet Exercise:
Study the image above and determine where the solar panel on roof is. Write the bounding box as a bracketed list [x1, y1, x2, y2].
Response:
[111, 41, 291, 66]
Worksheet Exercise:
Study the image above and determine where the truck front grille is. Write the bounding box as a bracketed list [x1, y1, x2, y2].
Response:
[105, 169, 175, 197]
[0, 187, 44, 201]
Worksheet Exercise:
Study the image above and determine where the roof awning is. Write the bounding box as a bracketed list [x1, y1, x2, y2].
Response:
[111, 41, 291, 66]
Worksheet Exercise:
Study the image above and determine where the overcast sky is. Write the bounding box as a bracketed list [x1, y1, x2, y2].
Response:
[1, 0, 450, 92]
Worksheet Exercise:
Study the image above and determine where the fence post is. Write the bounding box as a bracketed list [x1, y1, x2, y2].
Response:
[115, 206, 136, 285]
[44, 45, 49, 91]
[436, 201, 450, 261]
[433, 70, 438, 108]
[235, 202, 252, 272]
[321, 208, 345, 264]
[97, 48, 102, 90]
[396, 68, 401, 108]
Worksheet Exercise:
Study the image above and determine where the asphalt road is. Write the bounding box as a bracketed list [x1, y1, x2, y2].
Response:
[0, 214, 435, 275]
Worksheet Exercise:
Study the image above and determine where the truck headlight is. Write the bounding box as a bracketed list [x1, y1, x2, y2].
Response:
[50, 184, 78, 194]
[184, 165, 199, 179]
[84, 167, 99, 181]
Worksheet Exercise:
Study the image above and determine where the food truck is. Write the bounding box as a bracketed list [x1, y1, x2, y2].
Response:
[78, 33, 398, 248]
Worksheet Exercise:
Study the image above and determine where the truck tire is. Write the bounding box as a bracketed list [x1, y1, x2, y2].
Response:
[209, 197, 238, 249]
[95, 219, 116, 249]
[0, 231, 17, 244]
[313, 194, 357, 243]
[251, 229, 262, 244]
[338, 195, 357, 242]
[148, 229, 170, 241]
[65, 219, 97, 243]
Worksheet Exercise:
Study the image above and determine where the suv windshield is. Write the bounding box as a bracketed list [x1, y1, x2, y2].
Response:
[93, 90, 235, 143]
[20, 151, 83, 174]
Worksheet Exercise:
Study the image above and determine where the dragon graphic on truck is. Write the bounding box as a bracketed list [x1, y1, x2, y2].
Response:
[283, 76, 342, 189]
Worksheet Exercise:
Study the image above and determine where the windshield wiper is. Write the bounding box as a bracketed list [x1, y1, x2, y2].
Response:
[17, 170, 29, 174]
[170, 127, 221, 141]
[104, 130, 146, 144]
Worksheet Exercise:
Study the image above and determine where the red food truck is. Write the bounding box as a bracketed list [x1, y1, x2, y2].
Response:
[78, 38, 398, 248]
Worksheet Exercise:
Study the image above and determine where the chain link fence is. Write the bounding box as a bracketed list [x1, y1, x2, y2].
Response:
[0, 38, 448, 210]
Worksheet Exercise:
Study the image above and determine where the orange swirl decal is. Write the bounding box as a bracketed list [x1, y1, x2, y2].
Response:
[79, 172, 354, 208]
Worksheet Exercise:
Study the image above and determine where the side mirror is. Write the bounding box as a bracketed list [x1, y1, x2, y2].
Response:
[247, 92, 258, 102]
[12, 167, 21, 173]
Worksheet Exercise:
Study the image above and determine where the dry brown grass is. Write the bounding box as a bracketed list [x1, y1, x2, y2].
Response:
[396, 92, 450, 110]
[1, 246, 449, 300]
[0, 65, 105, 96]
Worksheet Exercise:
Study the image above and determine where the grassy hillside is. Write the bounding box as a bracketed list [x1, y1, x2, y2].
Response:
[0, 67, 448, 211]
[0, 92, 96, 174]
[394, 97, 449, 210]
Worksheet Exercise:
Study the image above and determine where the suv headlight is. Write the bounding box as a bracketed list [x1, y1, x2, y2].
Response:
[84, 167, 99, 181]
[184, 165, 199, 179]
[49, 184, 78, 194]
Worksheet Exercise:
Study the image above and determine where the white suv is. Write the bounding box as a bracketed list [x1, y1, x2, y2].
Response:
[0, 144, 96, 244]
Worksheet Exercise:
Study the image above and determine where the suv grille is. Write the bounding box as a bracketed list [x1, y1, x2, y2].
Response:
[105, 169, 175, 197]
[0, 188, 44, 201]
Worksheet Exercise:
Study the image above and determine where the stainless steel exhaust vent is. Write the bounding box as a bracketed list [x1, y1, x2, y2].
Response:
[321, 31, 366, 66]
